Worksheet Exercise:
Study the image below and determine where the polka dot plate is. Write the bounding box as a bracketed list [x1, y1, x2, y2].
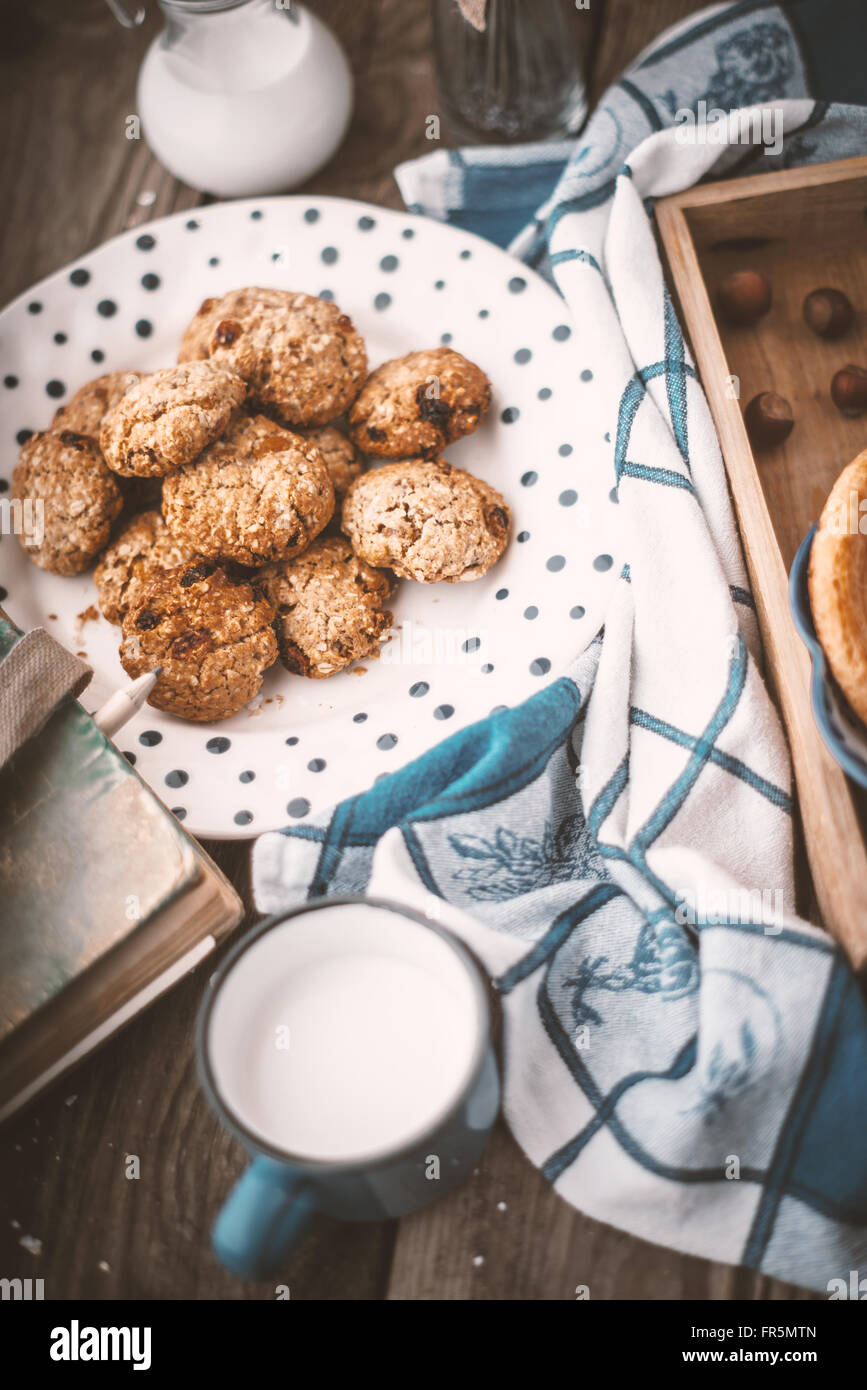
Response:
[0, 197, 621, 838]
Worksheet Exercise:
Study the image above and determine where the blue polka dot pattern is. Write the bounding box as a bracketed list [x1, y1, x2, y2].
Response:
[377, 733, 398, 750]
[207, 737, 231, 754]
[594, 554, 614, 572]
[287, 798, 310, 817]
[530, 658, 551, 676]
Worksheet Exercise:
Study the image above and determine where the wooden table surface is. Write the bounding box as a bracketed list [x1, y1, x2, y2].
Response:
[0, 0, 819, 1301]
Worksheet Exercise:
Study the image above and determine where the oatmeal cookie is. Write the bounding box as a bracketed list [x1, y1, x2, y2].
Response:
[11, 429, 123, 575]
[99, 360, 247, 478]
[300, 424, 363, 503]
[52, 371, 143, 438]
[177, 287, 367, 426]
[348, 348, 491, 458]
[258, 536, 393, 678]
[809, 450, 867, 726]
[162, 413, 334, 567]
[95, 509, 194, 625]
[119, 559, 278, 722]
[342, 458, 509, 583]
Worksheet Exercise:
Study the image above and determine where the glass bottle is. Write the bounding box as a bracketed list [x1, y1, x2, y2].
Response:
[111, 0, 354, 197]
[432, 0, 588, 144]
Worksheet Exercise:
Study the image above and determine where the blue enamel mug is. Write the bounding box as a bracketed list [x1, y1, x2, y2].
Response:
[197, 895, 500, 1279]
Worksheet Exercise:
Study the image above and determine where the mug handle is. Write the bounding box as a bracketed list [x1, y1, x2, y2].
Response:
[213, 1156, 317, 1279]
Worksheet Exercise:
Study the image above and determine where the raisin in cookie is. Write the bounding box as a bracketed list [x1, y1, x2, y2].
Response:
[12, 430, 123, 575]
[342, 458, 509, 583]
[52, 371, 143, 438]
[301, 424, 364, 503]
[349, 349, 491, 458]
[177, 287, 367, 427]
[95, 509, 194, 625]
[162, 413, 334, 567]
[99, 361, 247, 478]
[258, 536, 393, 678]
[119, 559, 277, 722]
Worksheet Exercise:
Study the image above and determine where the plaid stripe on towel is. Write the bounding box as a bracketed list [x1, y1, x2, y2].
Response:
[255, 1, 867, 1291]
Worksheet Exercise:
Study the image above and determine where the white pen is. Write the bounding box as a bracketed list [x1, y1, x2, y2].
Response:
[91, 668, 163, 737]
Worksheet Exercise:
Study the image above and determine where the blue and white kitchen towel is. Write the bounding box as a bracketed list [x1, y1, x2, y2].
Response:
[255, 1, 867, 1291]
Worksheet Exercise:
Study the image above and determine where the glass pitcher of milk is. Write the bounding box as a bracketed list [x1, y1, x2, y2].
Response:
[127, 0, 353, 197]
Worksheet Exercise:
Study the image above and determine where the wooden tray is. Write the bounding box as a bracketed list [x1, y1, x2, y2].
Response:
[657, 155, 867, 970]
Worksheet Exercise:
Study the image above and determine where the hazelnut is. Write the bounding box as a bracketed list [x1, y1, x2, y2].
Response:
[716, 270, 772, 327]
[830, 365, 867, 418]
[803, 288, 853, 339]
[744, 392, 794, 449]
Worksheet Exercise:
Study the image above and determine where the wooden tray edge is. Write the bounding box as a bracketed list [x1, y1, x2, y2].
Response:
[656, 180, 867, 970]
